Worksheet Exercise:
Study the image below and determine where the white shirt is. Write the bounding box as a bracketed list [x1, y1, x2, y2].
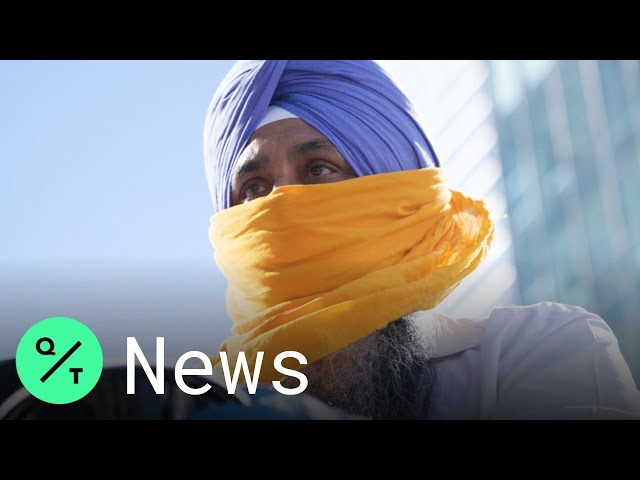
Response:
[428, 302, 640, 419]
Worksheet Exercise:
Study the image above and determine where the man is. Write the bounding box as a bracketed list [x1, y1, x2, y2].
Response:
[203, 60, 640, 419]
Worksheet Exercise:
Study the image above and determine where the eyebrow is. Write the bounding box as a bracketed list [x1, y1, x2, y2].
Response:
[232, 137, 338, 181]
[288, 137, 338, 157]
[232, 154, 269, 182]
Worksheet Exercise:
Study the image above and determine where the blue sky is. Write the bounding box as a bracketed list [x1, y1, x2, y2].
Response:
[1, 60, 235, 265]
[1, 61, 237, 360]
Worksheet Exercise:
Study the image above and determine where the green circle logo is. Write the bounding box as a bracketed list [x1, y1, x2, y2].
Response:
[15, 317, 103, 404]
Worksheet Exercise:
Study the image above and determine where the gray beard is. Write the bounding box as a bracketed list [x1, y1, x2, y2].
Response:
[296, 311, 438, 420]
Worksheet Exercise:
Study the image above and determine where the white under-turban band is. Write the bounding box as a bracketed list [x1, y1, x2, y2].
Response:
[255, 105, 299, 131]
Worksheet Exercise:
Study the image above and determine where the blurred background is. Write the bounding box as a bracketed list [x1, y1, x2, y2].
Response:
[1, 60, 638, 384]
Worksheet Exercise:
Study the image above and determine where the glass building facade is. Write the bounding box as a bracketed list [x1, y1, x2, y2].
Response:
[488, 60, 640, 384]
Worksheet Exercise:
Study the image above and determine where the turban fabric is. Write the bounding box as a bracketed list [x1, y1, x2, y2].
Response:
[203, 60, 441, 212]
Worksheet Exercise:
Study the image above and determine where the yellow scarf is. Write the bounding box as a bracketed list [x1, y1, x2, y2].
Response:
[209, 168, 494, 383]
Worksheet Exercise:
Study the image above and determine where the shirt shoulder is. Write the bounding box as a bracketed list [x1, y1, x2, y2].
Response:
[429, 302, 640, 419]
[485, 302, 640, 418]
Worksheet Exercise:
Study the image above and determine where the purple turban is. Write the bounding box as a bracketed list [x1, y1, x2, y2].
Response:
[203, 60, 440, 212]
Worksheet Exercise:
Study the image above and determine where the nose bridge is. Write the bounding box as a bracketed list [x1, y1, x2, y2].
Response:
[270, 136, 298, 188]
[273, 173, 298, 189]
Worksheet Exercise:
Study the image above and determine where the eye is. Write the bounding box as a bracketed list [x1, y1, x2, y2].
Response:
[308, 163, 337, 177]
[240, 179, 270, 203]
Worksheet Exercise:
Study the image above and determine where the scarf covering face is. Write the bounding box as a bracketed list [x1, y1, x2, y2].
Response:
[209, 168, 494, 383]
[203, 60, 440, 213]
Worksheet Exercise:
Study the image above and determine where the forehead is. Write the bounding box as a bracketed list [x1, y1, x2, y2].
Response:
[241, 118, 326, 156]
